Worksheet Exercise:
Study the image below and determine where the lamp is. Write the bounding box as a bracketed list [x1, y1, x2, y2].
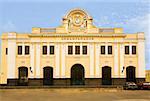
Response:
[122, 66, 125, 73]
[30, 67, 33, 73]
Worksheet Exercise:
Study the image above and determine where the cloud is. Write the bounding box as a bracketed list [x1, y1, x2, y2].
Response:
[119, 14, 150, 69]
[95, 13, 150, 69]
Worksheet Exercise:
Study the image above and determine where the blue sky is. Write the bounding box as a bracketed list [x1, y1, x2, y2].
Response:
[0, 0, 150, 69]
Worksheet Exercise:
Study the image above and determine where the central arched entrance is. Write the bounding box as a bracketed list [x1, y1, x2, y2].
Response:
[18, 66, 28, 86]
[126, 66, 136, 82]
[102, 66, 112, 85]
[71, 64, 85, 85]
[43, 66, 53, 85]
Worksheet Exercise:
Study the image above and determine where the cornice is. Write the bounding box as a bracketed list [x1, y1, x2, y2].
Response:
[29, 33, 126, 37]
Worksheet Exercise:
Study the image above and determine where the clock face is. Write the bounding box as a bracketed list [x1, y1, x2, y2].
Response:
[73, 14, 83, 26]
[68, 11, 87, 30]
[75, 17, 81, 24]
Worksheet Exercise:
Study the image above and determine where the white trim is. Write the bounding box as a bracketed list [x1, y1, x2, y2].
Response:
[105, 43, 108, 55]
[138, 40, 145, 78]
[30, 44, 34, 78]
[80, 43, 82, 54]
[47, 43, 50, 55]
[73, 43, 75, 55]
[29, 40, 137, 43]
[36, 44, 41, 78]
[95, 44, 100, 77]
[120, 44, 125, 77]
[61, 44, 66, 78]
[22, 43, 25, 55]
[7, 39, 16, 78]
[129, 44, 132, 55]
[55, 44, 60, 78]
[113, 43, 119, 78]
[89, 44, 94, 77]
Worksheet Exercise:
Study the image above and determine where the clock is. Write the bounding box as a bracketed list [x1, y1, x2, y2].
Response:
[75, 17, 81, 24]
[73, 14, 83, 26]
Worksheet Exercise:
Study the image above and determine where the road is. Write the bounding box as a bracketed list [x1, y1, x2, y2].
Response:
[0, 88, 150, 101]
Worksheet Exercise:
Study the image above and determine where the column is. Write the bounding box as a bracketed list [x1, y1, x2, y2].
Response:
[80, 43, 82, 54]
[7, 34, 16, 78]
[22, 43, 25, 55]
[114, 43, 119, 78]
[36, 43, 41, 78]
[138, 40, 145, 78]
[30, 43, 34, 78]
[129, 44, 132, 55]
[55, 43, 60, 78]
[47, 43, 49, 55]
[120, 43, 125, 77]
[105, 43, 108, 55]
[95, 44, 100, 78]
[90, 43, 94, 78]
[61, 44, 66, 78]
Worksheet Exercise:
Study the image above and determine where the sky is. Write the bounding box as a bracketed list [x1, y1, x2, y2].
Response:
[0, 0, 150, 69]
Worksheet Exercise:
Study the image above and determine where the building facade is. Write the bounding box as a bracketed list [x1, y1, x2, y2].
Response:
[0, 8, 145, 86]
[146, 70, 150, 82]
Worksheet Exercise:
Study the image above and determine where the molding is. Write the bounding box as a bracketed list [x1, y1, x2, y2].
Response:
[29, 33, 126, 37]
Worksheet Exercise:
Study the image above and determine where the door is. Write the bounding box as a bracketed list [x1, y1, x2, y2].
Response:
[71, 64, 85, 85]
[102, 66, 112, 85]
[126, 66, 136, 82]
[18, 67, 28, 86]
[43, 67, 53, 85]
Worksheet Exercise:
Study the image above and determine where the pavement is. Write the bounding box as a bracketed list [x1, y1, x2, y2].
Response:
[0, 88, 150, 101]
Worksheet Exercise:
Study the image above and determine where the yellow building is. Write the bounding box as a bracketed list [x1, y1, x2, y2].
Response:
[0, 8, 145, 86]
[146, 70, 150, 82]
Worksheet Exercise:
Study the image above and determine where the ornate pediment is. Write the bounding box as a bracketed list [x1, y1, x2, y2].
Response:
[62, 8, 93, 32]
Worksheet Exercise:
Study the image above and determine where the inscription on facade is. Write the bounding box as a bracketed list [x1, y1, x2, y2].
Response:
[62, 37, 94, 40]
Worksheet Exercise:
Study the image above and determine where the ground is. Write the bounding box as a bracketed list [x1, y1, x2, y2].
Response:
[0, 88, 150, 101]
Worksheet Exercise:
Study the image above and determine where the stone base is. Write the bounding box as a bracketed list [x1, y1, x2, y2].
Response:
[5, 78, 145, 86]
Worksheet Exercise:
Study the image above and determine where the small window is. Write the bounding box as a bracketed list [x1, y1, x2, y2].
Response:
[125, 46, 129, 54]
[68, 46, 73, 55]
[50, 46, 54, 55]
[18, 46, 22, 55]
[6, 48, 8, 55]
[101, 46, 105, 54]
[75, 46, 80, 55]
[82, 46, 87, 55]
[108, 46, 112, 54]
[43, 46, 47, 55]
[132, 46, 136, 54]
[25, 46, 30, 55]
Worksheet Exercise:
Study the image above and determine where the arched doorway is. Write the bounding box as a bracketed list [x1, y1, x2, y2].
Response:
[18, 66, 28, 86]
[43, 66, 53, 85]
[102, 66, 112, 85]
[71, 64, 85, 85]
[126, 66, 136, 82]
